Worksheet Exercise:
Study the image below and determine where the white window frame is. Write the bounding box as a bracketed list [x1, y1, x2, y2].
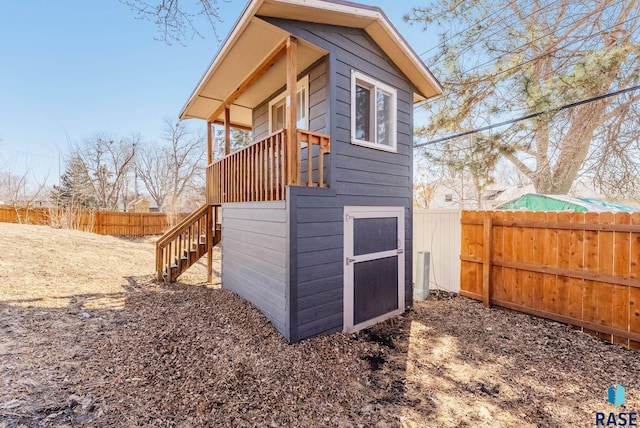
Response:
[268, 75, 309, 134]
[350, 70, 397, 153]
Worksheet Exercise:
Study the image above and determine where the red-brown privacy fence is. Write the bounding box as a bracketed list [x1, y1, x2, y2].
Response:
[0, 206, 187, 236]
[461, 210, 640, 350]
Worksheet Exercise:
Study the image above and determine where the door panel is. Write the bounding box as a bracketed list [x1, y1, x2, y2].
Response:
[353, 217, 398, 256]
[353, 256, 399, 324]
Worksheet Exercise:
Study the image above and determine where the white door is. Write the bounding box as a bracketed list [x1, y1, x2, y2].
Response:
[343, 206, 405, 333]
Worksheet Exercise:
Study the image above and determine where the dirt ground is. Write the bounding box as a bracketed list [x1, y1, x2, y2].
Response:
[1, 222, 640, 427]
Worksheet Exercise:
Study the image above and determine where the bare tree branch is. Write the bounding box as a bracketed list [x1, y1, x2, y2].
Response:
[65, 134, 137, 210]
[0, 168, 49, 223]
[136, 118, 206, 213]
[120, 0, 222, 45]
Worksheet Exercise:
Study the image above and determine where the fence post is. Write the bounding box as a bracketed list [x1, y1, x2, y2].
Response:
[483, 212, 493, 308]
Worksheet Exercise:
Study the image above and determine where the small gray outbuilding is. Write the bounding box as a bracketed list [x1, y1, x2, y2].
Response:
[163, 0, 442, 342]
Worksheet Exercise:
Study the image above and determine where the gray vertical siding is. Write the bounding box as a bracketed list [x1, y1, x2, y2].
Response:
[221, 201, 290, 340]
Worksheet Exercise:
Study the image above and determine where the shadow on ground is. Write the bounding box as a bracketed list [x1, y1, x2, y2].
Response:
[2, 282, 640, 427]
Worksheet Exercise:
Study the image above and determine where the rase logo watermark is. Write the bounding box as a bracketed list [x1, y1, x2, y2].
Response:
[595, 384, 638, 426]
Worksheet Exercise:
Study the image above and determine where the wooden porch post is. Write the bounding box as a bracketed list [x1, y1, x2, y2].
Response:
[285, 36, 299, 185]
[224, 106, 231, 156]
[207, 121, 213, 164]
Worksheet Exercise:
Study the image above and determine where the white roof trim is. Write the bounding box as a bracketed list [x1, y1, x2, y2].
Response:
[180, 0, 442, 120]
[179, 0, 266, 120]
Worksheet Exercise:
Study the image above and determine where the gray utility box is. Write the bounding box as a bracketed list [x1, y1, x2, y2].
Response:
[414, 251, 430, 300]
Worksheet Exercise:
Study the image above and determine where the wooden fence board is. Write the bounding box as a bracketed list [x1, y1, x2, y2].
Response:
[568, 212, 585, 320]
[492, 211, 506, 302]
[611, 213, 629, 345]
[596, 212, 614, 342]
[531, 211, 546, 311]
[469, 211, 483, 296]
[530, 212, 545, 309]
[582, 212, 600, 338]
[613, 283, 630, 347]
[542, 212, 559, 315]
[512, 211, 525, 306]
[596, 280, 614, 342]
[521, 212, 535, 309]
[556, 212, 572, 318]
[482, 213, 493, 307]
[502, 211, 515, 303]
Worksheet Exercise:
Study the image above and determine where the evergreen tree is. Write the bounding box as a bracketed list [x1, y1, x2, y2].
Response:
[409, 0, 640, 195]
[51, 156, 97, 208]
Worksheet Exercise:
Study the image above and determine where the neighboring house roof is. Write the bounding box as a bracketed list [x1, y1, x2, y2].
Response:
[495, 193, 638, 213]
[130, 197, 149, 206]
[179, 0, 443, 126]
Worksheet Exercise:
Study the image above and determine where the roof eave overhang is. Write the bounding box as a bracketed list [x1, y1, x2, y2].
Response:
[180, 0, 443, 122]
[179, 0, 267, 121]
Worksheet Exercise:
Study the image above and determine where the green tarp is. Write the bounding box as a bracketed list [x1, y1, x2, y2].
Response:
[496, 193, 637, 212]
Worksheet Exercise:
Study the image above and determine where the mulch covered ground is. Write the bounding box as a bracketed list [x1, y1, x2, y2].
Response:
[1, 223, 640, 427]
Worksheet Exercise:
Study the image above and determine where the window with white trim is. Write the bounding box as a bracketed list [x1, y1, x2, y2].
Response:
[268, 75, 309, 133]
[351, 70, 397, 152]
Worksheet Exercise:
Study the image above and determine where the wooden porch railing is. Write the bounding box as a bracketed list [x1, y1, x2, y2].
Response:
[155, 204, 220, 283]
[298, 130, 330, 188]
[206, 129, 330, 204]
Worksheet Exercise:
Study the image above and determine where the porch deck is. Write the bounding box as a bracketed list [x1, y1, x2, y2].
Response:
[206, 129, 330, 205]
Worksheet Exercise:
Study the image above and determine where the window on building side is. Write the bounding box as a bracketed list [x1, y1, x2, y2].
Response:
[351, 70, 397, 152]
[268, 75, 309, 133]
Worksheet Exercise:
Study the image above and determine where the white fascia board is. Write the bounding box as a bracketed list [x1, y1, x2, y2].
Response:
[179, 0, 265, 120]
[267, 0, 380, 18]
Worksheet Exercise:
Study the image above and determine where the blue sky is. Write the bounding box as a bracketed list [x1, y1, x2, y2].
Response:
[0, 0, 437, 184]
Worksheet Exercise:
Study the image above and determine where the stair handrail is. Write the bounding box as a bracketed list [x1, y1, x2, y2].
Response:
[156, 204, 210, 248]
[156, 204, 216, 282]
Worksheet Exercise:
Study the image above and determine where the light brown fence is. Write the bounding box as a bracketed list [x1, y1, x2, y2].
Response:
[0, 206, 51, 225]
[460, 210, 640, 350]
[0, 206, 187, 236]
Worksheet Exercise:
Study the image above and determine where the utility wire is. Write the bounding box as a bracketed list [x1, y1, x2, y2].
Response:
[455, 0, 630, 77]
[426, 0, 559, 66]
[415, 10, 637, 110]
[417, 0, 520, 59]
[413, 84, 640, 148]
[414, 1, 633, 109]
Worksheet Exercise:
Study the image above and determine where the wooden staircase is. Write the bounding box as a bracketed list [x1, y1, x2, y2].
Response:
[155, 204, 221, 283]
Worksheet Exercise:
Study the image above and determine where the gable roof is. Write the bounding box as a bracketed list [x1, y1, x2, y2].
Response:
[180, 0, 442, 125]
